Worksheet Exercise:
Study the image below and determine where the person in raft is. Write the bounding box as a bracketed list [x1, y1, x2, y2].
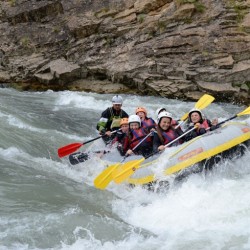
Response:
[96, 95, 129, 144]
[135, 107, 156, 130]
[153, 111, 184, 152]
[112, 118, 130, 156]
[124, 115, 153, 157]
[155, 107, 179, 127]
[184, 108, 218, 141]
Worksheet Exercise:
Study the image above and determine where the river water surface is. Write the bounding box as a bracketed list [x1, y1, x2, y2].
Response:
[0, 88, 250, 250]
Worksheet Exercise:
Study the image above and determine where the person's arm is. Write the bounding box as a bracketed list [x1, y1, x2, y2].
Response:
[153, 133, 162, 152]
[184, 125, 198, 141]
[121, 110, 129, 118]
[96, 108, 110, 132]
[206, 119, 219, 131]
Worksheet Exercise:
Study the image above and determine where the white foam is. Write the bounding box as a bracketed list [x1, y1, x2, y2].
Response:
[110, 155, 250, 249]
[54, 91, 110, 111]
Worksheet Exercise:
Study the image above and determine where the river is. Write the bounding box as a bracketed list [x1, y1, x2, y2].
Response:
[0, 88, 250, 250]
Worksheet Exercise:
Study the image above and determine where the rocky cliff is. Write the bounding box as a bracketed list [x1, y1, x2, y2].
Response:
[0, 0, 250, 104]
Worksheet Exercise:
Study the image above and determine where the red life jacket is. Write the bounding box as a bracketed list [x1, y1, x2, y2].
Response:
[162, 128, 180, 146]
[200, 119, 210, 129]
[130, 128, 152, 149]
[171, 119, 178, 126]
[141, 118, 156, 129]
[121, 135, 130, 152]
[112, 133, 130, 152]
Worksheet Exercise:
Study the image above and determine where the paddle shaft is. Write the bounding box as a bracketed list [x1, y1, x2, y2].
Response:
[122, 131, 154, 162]
[82, 135, 103, 144]
[202, 115, 238, 134]
[131, 131, 154, 151]
[164, 126, 196, 149]
[82, 129, 119, 145]
[216, 115, 237, 127]
[175, 120, 185, 130]
[58, 129, 120, 158]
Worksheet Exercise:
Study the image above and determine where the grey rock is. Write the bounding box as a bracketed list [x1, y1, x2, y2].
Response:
[0, 0, 249, 104]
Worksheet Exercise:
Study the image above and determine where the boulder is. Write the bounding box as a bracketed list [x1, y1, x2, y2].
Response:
[0, 71, 11, 82]
[35, 59, 81, 84]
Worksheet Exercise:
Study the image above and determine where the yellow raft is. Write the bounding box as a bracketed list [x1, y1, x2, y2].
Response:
[126, 121, 250, 186]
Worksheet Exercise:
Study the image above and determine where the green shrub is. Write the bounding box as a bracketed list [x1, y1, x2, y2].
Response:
[137, 14, 146, 23]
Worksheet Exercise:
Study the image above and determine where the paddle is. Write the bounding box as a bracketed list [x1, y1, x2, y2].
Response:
[94, 131, 154, 190]
[69, 150, 110, 165]
[112, 106, 250, 184]
[58, 130, 118, 158]
[112, 126, 198, 184]
[175, 94, 215, 129]
[213, 106, 250, 127]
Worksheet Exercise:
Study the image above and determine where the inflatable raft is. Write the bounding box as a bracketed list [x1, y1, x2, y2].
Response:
[126, 120, 250, 186]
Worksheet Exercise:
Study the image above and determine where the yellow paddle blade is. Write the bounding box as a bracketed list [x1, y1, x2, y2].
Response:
[112, 158, 145, 184]
[237, 106, 250, 116]
[195, 94, 215, 110]
[180, 113, 189, 122]
[180, 94, 215, 121]
[94, 163, 120, 189]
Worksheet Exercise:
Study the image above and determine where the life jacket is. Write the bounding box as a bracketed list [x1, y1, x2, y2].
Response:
[118, 134, 130, 152]
[130, 128, 152, 149]
[141, 118, 156, 129]
[161, 128, 180, 146]
[171, 119, 178, 126]
[200, 119, 210, 129]
[111, 132, 130, 156]
[109, 108, 122, 130]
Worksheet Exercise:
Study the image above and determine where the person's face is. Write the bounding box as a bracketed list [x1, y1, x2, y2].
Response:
[113, 104, 122, 111]
[137, 111, 146, 120]
[159, 117, 171, 130]
[120, 124, 129, 133]
[190, 112, 201, 123]
[130, 122, 140, 130]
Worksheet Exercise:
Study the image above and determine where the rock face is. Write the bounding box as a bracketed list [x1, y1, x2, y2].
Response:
[0, 0, 250, 104]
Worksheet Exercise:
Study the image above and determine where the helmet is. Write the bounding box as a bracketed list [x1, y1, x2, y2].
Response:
[136, 107, 147, 116]
[128, 115, 141, 126]
[155, 107, 166, 116]
[120, 118, 129, 126]
[112, 95, 123, 105]
[188, 108, 202, 120]
[157, 111, 173, 123]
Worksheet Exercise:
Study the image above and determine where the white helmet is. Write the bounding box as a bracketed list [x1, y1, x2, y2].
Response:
[157, 111, 173, 123]
[188, 108, 202, 120]
[128, 115, 141, 126]
[155, 107, 166, 117]
[112, 95, 123, 105]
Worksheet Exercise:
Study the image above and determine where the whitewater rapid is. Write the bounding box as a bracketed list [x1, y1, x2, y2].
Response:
[0, 88, 250, 250]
